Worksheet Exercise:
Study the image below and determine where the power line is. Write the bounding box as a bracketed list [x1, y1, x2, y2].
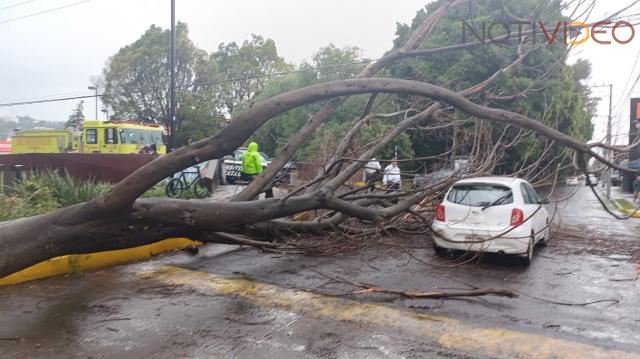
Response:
[0, 0, 90, 25]
[0, 0, 36, 12]
[0, 59, 377, 107]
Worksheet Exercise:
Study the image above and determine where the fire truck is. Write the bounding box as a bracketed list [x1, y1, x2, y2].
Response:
[11, 120, 166, 154]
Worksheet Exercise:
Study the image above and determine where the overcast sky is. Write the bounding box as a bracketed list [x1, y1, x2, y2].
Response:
[0, 0, 638, 144]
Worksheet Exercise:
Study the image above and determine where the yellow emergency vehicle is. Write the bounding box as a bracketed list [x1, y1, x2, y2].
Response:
[11, 120, 166, 154]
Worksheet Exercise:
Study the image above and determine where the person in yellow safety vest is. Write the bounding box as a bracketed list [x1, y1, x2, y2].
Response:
[241, 142, 263, 177]
[241, 141, 273, 198]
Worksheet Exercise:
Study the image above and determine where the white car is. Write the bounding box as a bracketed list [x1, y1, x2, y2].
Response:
[431, 177, 549, 266]
[566, 176, 579, 186]
[586, 174, 598, 186]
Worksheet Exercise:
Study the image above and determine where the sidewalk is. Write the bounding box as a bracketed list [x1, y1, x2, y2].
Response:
[608, 186, 640, 218]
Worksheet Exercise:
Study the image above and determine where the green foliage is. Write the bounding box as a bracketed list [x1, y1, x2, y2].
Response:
[249, 44, 371, 157]
[307, 44, 364, 82]
[141, 181, 167, 198]
[212, 34, 292, 115]
[40, 171, 111, 208]
[0, 172, 111, 221]
[0, 177, 58, 221]
[101, 27, 291, 146]
[390, 0, 596, 170]
[101, 23, 222, 145]
[65, 100, 85, 129]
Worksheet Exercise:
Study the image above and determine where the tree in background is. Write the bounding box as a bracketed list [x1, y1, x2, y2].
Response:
[250, 44, 373, 156]
[389, 0, 596, 174]
[101, 27, 291, 145]
[65, 100, 85, 129]
[101, 23, 220, 145]
[0, 0, 634, 280]
[212, 34, 291, 115]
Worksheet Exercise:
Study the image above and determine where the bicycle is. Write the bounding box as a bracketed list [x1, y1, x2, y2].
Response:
[165, 166, 211, 198]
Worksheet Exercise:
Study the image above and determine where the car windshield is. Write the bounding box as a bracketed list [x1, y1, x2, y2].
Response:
[447, 183, 513, 207]
[119, 128, 164, 145]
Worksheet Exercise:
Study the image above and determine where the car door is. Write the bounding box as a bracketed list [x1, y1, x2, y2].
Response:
[521, 182, 547, 241]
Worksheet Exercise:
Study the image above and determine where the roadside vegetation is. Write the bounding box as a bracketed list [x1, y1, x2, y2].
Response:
[0, 172, 175, 221]
[0, 172, 110, 221]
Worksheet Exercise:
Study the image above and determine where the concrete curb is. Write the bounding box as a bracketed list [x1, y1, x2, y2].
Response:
[0, 238, 201, 286]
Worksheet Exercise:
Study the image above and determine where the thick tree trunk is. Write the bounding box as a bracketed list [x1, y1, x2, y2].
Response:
[0, 78, 623, 278]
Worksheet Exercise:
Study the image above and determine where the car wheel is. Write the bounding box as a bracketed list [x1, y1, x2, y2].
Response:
[521, 233, 534, 266]
[433, 242, 447, 256]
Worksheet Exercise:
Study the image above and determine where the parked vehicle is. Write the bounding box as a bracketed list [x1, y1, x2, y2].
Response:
[611, 170, 622, 186]
[413, 169, 454, 189]
[586, 174, 599, 186]
[566, 176, 579, 186]
[223, 148, 296, 184]
[11, 120, 166, 154]
[431, 177, 549, 266]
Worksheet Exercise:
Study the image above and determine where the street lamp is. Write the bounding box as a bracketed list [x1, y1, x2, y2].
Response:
[88, 86, 98, 120]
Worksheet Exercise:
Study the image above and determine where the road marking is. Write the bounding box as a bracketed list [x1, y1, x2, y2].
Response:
[144, 265, 639, 359]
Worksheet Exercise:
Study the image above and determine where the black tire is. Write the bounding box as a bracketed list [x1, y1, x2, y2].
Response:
[166, 178, 184, 198]
[433, 242, 448, 256]
[521, 233, 534, 266]
[193, 178, 211, 198]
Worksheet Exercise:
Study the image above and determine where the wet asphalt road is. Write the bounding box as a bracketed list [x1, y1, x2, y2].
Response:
[0, 186, 639, 358]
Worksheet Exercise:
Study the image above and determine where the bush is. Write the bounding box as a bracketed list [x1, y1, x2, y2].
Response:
[41, 170, 111, 207]
[141, 181, 167, 198]
[0, 171, 114, 221]
[0, 177, 59, 221]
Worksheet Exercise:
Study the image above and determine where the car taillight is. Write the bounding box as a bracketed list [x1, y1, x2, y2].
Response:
[510, 208, 524, 226]
[435, 204, 445, 222]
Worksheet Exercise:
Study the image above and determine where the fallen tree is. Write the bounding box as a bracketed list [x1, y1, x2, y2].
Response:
[1, 0, 637, 279]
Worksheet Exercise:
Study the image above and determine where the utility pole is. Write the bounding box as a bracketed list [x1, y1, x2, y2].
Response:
[88, 86, 98, 120]
[169, 0, 176, 151]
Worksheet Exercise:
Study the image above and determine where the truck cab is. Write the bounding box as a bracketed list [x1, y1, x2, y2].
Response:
[81, 120, 165, 154]
[11, 120, 166, 154]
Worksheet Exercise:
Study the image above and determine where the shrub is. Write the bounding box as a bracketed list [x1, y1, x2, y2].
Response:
[41, 170, 111, 207]
[0, 177, 59, 221]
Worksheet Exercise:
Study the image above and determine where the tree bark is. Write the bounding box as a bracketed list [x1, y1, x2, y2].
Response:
[0, 78, 623, 277]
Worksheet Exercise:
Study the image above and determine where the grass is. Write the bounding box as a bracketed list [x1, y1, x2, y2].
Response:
[614, 198, 635, 211]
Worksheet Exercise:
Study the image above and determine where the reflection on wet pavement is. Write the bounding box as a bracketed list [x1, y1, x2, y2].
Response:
[0, 186, 639, 358]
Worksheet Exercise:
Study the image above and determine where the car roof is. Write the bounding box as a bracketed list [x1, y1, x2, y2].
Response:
[454, 176, 524, 186]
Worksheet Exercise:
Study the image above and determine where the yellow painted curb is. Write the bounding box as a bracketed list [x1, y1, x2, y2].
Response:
[624, 209, 640, 218]
[144, 266, 640, 359]
[0, 238, 200, 286]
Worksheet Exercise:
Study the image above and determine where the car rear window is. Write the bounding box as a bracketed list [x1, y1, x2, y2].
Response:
[447, 183, 513, 207]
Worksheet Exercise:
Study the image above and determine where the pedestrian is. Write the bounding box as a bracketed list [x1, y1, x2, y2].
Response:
[241, 141, 274, 198]
[363, 158, 381, 190]
[383, 159, 401, 192]
[634, 176, 640, 202]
